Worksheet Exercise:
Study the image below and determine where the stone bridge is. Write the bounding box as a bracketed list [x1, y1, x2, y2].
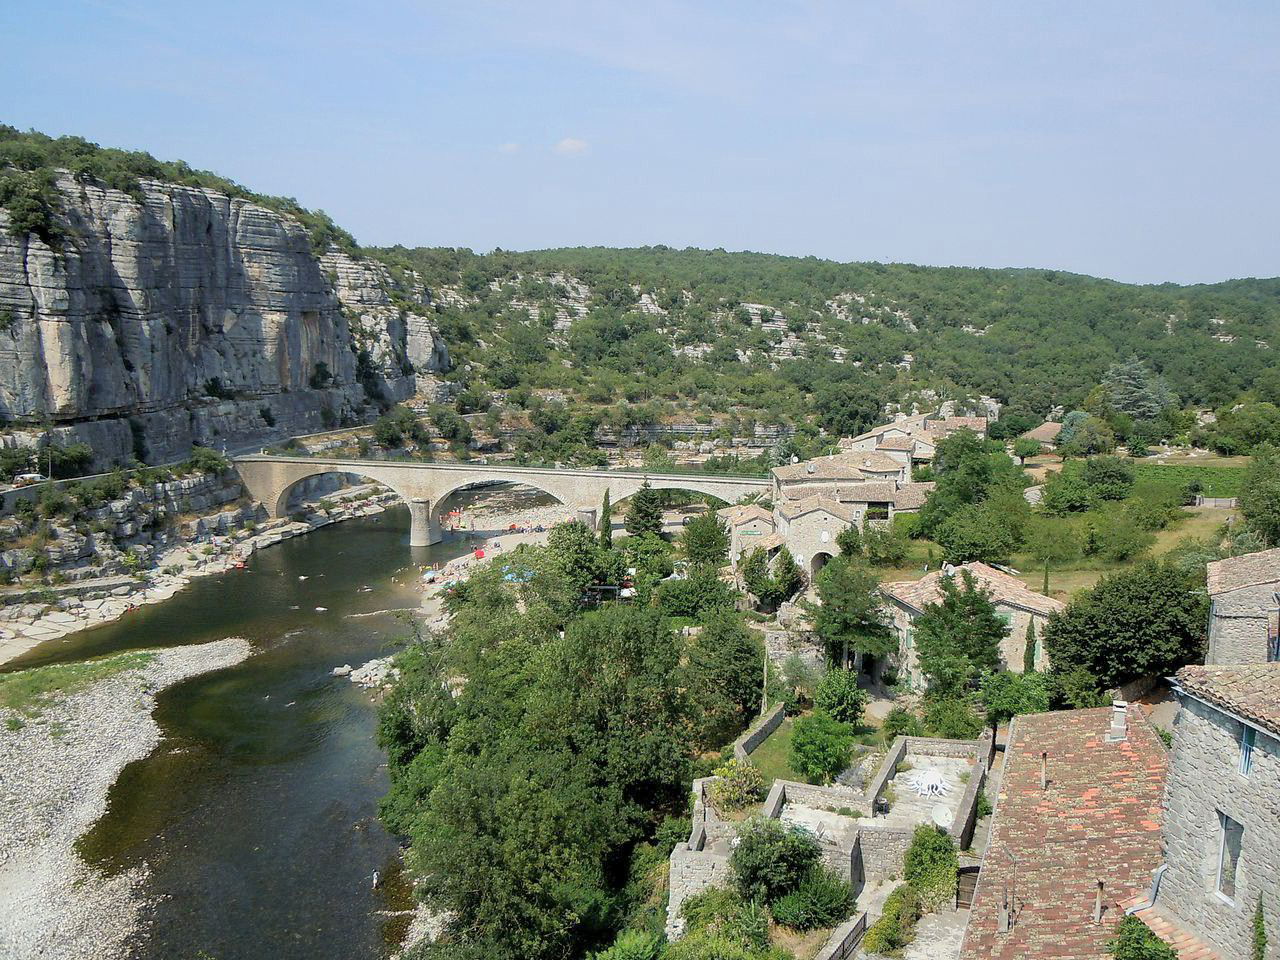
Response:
[233, 455, 770, 546]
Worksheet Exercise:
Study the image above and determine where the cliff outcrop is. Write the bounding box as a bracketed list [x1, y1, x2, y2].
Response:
[0, 175, 448, 467]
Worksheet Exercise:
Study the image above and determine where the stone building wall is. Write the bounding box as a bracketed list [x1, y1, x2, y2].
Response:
[1208, 583, 1277, 664]
[1161, 696, 1280, 959]
[855, 825, 915, 877]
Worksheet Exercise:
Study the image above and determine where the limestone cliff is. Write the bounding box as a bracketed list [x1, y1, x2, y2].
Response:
[0, 175, 448, 466]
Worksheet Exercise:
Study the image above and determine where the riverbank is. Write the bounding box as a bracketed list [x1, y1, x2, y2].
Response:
[0, 637, 252, 960]
[0, 485, 397, 667]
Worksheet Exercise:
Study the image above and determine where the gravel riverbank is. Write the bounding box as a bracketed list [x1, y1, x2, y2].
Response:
[0, 637, 252, 960]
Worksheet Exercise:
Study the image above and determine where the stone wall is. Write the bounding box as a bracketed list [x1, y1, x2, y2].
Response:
[1208, 584, 1277, 664]
[1160, 696, 1280, 959]
[855, 824, 916, 877]
[733, 704, 785, 759]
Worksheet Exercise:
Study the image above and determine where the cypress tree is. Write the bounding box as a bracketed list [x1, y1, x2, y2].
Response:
[1023, 620, 1038, 673]
[599, 489, 612, 549]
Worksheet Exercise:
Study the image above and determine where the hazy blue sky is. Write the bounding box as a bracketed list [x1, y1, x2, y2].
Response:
[3, 1, 1277, 283]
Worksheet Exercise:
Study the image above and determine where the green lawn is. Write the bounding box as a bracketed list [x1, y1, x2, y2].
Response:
[749, 716, 802, 785]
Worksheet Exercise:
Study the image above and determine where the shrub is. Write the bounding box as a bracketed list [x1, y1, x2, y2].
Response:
[1109, 915, 1176, 960]
[729, 816, 820, 904]
[789, 711, 854, 784]
[863, 526, 909, 566]
[903, 826, 958, 911]
[861, 884, 919, 955]
[709, 758, 766, 812]
[814, 668, 868, 726]
[882, 706, 925, 739]
[924, 697, 984, 740]
[593, 929, 663, 960]
[770, 866, 855, 931]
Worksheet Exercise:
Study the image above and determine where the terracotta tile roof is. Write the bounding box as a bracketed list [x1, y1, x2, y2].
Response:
[717, 503, 775, 528]
[892, 481, 934, 510]
[1022, 422, 1065, 443]
[1117, 900, 1223, 960]
[1173, 662, 1280, 736]
[1205, 547, 1280, 595]
[875, 435, 918, 452]
[772, 458, 868, 482]
[880, 562, 1064, 617]
[939, 416, 989, 435]
[960, 706, 1169, 960]
[776, 496, 857, 524]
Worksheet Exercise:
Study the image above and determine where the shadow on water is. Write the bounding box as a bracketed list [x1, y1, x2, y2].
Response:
[5, 507, 461, 960]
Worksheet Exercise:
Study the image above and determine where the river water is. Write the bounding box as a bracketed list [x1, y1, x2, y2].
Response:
[4, 487, 550, 960]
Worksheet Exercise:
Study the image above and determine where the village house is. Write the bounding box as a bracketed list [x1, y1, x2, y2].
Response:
[960, 703, 1169, 960]
[838, 411, 989, 467]
[1205, 548, 1280, 664]
[717, 503, 778, 563]
[1019, 421, 1064, 451]
[880, 562, 1064, 689]
[1134, 663, 1280, 960]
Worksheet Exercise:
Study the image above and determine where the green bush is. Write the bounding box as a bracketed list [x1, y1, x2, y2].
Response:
[860, 884, 919, 955]
[924, 697, 984, 740]
[769, 866, 855, 931]
[814, 668, 868, 726]
[789, 711, 854, 784]
[903, 826, 958, 911]
[1109, 915, 1176, 960]
[592, 929, 662, 960]
[709, 758, 766, 812]
[882, 706, 925, 739]
[729, 816, 820, 904]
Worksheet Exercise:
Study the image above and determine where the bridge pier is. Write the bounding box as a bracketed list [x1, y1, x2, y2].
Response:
[408, 498, 441, 547]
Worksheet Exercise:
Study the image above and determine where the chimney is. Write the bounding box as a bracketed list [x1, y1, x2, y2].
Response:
[1106, 700, 1128, 742]
[998, 889, 1011, 933]
[1094, 879, 1105, 923]
[1040, 751, 1048, 791]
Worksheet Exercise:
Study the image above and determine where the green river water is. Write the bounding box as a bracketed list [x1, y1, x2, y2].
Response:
[4, 489, 546, 960]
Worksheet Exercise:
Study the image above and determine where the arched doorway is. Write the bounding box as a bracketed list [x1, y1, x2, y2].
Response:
[810, 551, 834, 580]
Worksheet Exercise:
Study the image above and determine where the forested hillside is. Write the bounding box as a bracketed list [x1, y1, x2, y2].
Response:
[4, 125, 1280, 466]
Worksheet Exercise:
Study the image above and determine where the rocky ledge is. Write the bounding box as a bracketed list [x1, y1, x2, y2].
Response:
[0, 637, 252, 960]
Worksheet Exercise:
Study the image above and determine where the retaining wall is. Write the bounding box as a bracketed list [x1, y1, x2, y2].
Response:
[733, 703, 786, 759]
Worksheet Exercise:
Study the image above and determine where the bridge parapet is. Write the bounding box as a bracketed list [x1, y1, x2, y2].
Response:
[232, 455, 769, 547]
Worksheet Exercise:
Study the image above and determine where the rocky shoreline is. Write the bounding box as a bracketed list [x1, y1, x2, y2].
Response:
[0, 637, 252, 960]
[0, 485, 398, 666]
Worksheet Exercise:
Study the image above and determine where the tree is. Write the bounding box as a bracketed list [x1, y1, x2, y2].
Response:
[730, 816, 821, 903]
[814, 379, 883, 437]
[1012, 437, 1042, 461]
[912, 572, 1009, 697]
[681, 510, 729, 567]
[546, 520, 607, 594]
[923, 697, 984, 739]
[835, 523, 862, 557]
[936, 503, 1017, 564]
[1081, 456, 1136, 501]
[980, 670, 1053, 730]
[686, 610, 765, 749]
[789, 711, 854, 784]
[1240, 443, 1280, 545]
[814, 668, 868, 726]
[1023, 620, 1038, 672]
[810, 555, 894, 668]
[1060, 416, 1116, 458]
[1102, 356, 1175, 422]
[903, 826, 958, 910]
[657, 567, 737, 620]
[599, 488, 613, 549]
[625, 481, 663, 537]
[1042, 559, 1208, 690]
[1040, 469, 1096, 514]
[1023, 515, 1081, 594]
[742, 546, 804, 611]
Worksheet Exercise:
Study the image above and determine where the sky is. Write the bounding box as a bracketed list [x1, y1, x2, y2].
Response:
[2, 1, 1277, 284]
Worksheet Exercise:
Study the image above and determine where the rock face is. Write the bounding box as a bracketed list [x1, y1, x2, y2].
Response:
[0, 175, 448, 466]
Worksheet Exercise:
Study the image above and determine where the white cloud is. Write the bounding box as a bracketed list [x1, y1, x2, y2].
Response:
[554, 137, 589, 155]
[498, 141, 521, 154]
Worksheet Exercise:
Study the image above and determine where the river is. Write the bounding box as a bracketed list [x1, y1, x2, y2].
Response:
[2, 487, 550, 960]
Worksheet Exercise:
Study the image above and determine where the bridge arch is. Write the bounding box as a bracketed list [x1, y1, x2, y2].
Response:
[428, 475, 572, 533]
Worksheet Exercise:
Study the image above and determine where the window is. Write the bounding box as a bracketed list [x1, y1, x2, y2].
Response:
[1217, 812, 1243, 901]
[997, 610, 1013, 626]
[1239, 726, 1256, 777]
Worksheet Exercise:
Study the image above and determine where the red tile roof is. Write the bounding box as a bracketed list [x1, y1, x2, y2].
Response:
[1117, 900, 1223, 960]
[1174, 662, 1280, 737]
[960, 706, 1169, 960]
[881, 562, 1064, 618]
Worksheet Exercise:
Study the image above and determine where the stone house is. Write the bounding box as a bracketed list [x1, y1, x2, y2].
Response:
[774, 496, 858, 579]
[717, 503, 777, 563]
[880, 563, 1064, 690]
[1205, 548, 1280, 664]
[1145, 663, 1280, 959]
[838, 411, 988, 466]
[1019, 421, 1064, 451]
[960, 703, 1169, 960]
